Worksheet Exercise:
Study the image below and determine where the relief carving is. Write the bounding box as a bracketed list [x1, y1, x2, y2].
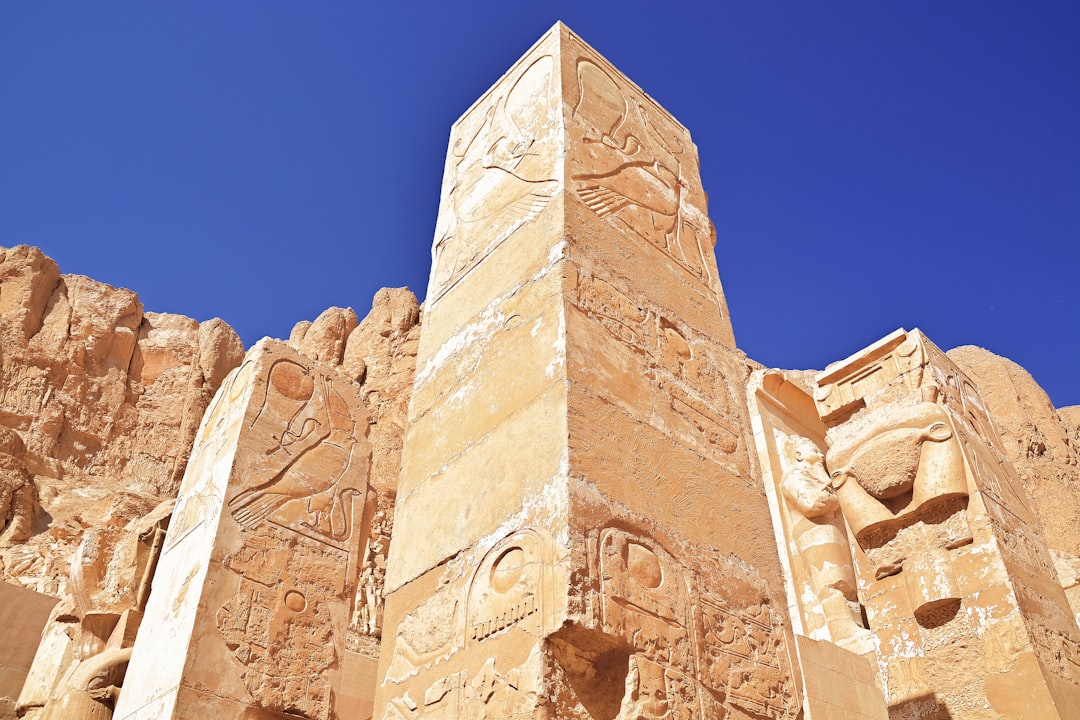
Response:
[348, 499, 392, 658]
[822, 372, 971, 622]
[432, 53, 560, 299]
[570, 56, 714, 285]
[466, 530, 550, 645]
[384, 656, 534, 720]
[571, 271, 742, 461]
[779, 435, 871, 651]
[383, 529, 556, 688]
[213, 352, 372, 719]
[228, 358, 370, 543]
[591, 527, 799, 720]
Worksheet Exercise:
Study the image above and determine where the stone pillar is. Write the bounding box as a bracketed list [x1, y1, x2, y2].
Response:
[374, 23, 798, 720]
[813, 328, 1080, 718]
[113, 340, 373, 720]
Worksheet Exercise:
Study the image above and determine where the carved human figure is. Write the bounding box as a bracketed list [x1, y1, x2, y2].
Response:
[780, 436, 871, 651]
[36, 502, 172, 720]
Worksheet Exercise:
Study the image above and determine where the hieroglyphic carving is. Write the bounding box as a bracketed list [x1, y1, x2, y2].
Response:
[466, 530, 549, 644]
[348, 500, 392, 657]
[571, 270, 743, 460]
[382, 528, 556, 691]
[228, 357, 370, 544]
[568, 53, 714, 285]
[593, 527, 799, 720]
[384, 656, 535, 719]
[212, 348, 372, 719]
[379, 530, 553, 718]
[431, 53, 560, 300]
[1030, 624, 1080, 681]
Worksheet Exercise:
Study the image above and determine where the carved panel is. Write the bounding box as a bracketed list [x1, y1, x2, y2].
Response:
[466, 530, 550, 645]
[431, 50, 561, 301]
[382, 528, 556, 689]
[592, 527, 799, 720]
[210, 351, 372, 719]
[570, 270, 744, 463]
[815, 329, 926, 423]
[568, 51, 714, 286]
[383, 655, 536, 720]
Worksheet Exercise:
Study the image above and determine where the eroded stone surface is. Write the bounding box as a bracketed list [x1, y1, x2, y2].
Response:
[947, 347, 1080, 586]
[6, 23, 1080, 720]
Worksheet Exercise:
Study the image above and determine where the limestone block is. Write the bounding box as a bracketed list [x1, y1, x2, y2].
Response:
[113, 339, 373, 720]
[0, 581, 58, 720]
[14, 603, 75, 718]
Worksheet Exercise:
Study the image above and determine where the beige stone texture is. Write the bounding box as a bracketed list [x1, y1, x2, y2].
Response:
[0, 581, 58, 720]
[812, 328, 1080, 718]
[113, 340, 374, 720]
[947, 347, 1080, 609]
[747, 370, 876, 660]
[376, 24, 797, 720]
[794, 636, 887, 720]
[0, 245, 244, 597]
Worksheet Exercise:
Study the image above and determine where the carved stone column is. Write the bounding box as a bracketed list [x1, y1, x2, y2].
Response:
[374, 23, 798, 720]
[113, 340, 373, 720]
[814, 329, 1080, 718]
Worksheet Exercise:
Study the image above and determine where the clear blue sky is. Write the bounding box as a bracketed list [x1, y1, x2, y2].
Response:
[2, 3, 1078, 407]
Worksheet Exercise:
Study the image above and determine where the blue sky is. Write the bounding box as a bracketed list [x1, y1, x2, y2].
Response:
[2, 3, 1078, 407]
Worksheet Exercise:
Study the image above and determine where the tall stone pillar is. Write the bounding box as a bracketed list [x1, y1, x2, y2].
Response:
[113, 340, 373, 720]
[375, 24, 798, 719]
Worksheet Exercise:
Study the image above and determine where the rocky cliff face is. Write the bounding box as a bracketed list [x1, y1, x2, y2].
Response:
[0, 246, 421, 719]
[0, 245, 246, 595]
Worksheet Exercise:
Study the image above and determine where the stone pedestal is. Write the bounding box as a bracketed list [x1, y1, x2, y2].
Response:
[114, 340, 373, 720]
[374, 23, 798, 720]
